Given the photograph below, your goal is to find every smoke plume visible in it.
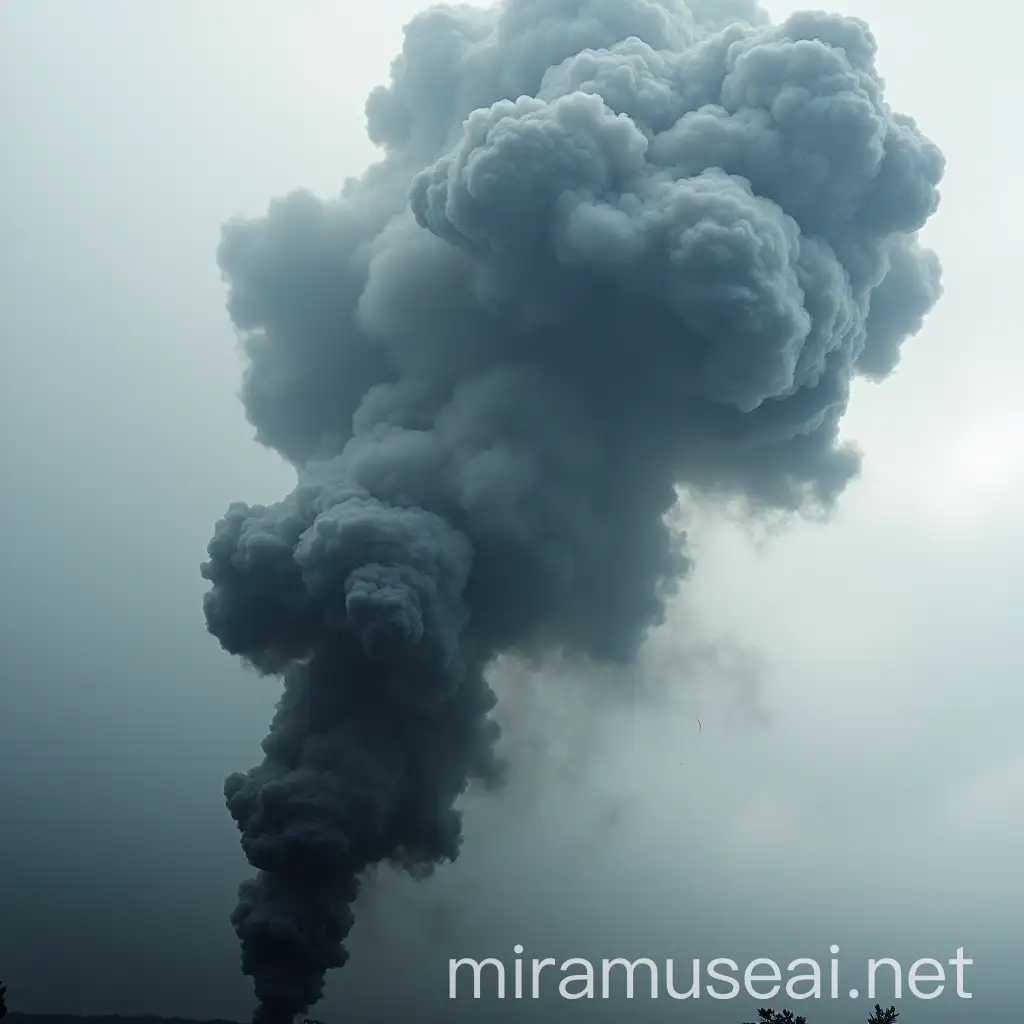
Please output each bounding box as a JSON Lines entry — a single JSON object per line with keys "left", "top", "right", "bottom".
{"left": 201, "top": 0, "right": 943, "bottom": 1018}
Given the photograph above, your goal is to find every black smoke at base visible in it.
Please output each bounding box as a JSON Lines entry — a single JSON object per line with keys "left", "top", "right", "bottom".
{"left": 200, "top": 0, "right": 944, "bottom": 1018}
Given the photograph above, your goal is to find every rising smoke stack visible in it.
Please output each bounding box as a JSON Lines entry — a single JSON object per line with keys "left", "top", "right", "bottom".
{"left": 201, "top": 0, "right": 944, "bottom": 1018}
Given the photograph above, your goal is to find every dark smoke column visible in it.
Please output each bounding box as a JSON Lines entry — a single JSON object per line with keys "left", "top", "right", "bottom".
{"left": 201, "top": 0, "right": 944, "bottom": 1018}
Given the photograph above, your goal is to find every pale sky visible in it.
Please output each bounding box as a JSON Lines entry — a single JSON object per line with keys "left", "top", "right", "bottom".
{"left": 1, "top": 2, "right": 1021, "bottom": 1023}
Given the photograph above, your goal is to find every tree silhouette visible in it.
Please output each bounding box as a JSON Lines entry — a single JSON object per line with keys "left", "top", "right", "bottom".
{"left": 1, "top": 980, "right": 8, "bottom": 1020}
{"left": 867, "top": 1005, "right": 898, "bottom": 1024}
{"left": 743, "top": 1009, "right": 808, "bottom": 1024}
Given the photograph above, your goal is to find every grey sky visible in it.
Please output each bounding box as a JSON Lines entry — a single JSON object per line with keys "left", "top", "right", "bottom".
{"left": 0, "top": 2, "right": 1021, "bottom": 1023}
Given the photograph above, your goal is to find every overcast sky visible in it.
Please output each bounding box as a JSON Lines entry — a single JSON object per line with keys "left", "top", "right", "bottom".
{"left": 1, "top": 2, "right": 1022, "bottom": 1023}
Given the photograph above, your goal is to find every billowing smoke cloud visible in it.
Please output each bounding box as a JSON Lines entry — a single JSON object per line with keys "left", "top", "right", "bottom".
{"left": 201, "top": 0, "right": 943, "bottom": 1018}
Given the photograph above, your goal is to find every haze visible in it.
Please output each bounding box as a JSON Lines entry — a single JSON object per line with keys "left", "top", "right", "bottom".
{"left": 1, "top": 2, "right": 1021, "bottom": 1022}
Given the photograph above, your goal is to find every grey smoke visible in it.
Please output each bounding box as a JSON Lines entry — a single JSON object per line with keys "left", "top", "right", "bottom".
{"left": 200, "top": 0, "right": 944, "bottom": 1019}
